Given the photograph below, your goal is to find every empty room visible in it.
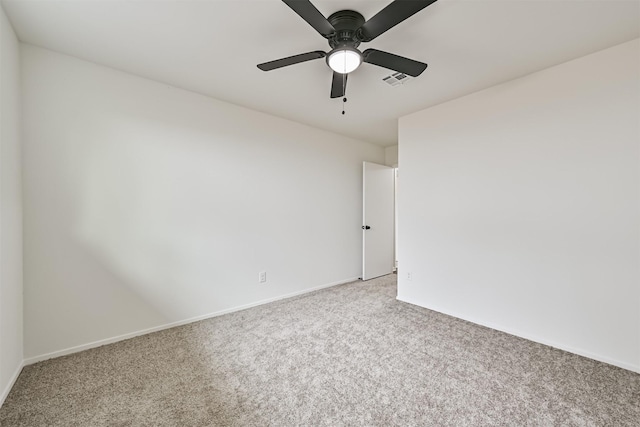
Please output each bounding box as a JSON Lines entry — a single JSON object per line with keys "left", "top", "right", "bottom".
{"left": 1, "top": 0, "right": 638, "bottom": 425}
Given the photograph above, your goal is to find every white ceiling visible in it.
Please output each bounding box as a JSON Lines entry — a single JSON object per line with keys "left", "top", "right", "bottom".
{"left": 3, "top": 0, "right": 639, "bottom": 147}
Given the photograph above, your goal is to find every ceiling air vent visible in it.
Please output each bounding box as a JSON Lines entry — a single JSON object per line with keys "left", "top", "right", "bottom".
{"left": 382, "top": 72, "right": 412, "bottom": 87}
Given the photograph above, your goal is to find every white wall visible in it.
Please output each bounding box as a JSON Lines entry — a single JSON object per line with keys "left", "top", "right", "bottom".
{"left": 398, "top": 39, "right": 640, "bottom": 372}
{"left": 22, "top": 45, "right": 384, "bottom": 361}
{"left": 384, "top": 145, "right": 398, "bottom": 168}
{"left": 0, "top": 4, "right": 23, "bottom": 404}
{"left": 382, "top": 145, "right": 399, "bottom": 267}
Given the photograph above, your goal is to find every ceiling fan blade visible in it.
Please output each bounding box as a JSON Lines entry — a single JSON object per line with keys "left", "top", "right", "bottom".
{"left": 257, "top": 51, "right": 326, "bottom": 71}
{"left": 358, "top": 0, "right": 437, "bottom": 42}
{"left": 330, "top": 72, "right": 347, "bottom": 98}
{"left": 282, "top": 0, "right": 336, "bottom": 37}
{"left": 362, "top": 49, "right": 427, "bottom": 77}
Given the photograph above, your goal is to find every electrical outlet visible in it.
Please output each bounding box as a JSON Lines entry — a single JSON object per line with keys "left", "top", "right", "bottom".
{"left": 259, "top": 271, "right": 267, "bottom": 283}
{"left": 406, "top": 271, "right": 412, "bottom": 281}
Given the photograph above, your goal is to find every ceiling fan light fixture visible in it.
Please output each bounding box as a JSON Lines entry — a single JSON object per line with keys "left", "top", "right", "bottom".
{"left": 327, "top": 47, "right": 362, "bottom": 74}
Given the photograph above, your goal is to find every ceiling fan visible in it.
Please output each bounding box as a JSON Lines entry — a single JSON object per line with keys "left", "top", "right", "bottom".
{"left": 257, "top": 0, "right": 437, "bottom": 99}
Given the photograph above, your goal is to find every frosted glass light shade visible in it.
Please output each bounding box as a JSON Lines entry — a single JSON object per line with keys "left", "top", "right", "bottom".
{"left": 328, "top": 48, "right": 362, "bottom": 74}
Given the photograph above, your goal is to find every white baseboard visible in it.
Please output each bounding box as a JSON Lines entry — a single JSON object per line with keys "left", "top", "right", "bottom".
{"left": 24, "top": 277, "right": 358, "bottom": 366}
{"left": 1, "top": 360, "right": 24, "bottom": 408}
{"left": 396, "top": 296, "right": 640, "bottom": 374}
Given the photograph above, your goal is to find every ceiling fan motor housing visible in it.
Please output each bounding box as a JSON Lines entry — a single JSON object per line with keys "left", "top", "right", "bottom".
{"left": 327, "top": 10, "right": 365, "bottom": 49}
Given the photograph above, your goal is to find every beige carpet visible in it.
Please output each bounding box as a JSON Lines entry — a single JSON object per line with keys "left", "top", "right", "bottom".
{"left": 1, "top": 275, "right": 639, "bottom": 426}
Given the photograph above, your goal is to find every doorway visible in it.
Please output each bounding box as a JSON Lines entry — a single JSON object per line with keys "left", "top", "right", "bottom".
{"left": 362, "top": 161, "right": 395, "bottom": 280}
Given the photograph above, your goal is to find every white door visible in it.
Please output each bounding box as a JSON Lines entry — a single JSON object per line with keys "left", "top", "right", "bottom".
{"left": 362, "top": 162, "right": 395, "bottom": 280}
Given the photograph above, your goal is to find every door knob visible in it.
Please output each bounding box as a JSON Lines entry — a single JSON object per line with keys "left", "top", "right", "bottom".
{"left": 362, "top": 225, "right": 371, "bottom": 230}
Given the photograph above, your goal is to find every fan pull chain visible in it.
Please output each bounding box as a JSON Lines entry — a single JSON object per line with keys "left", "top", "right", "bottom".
{"left": 341, "top": 72, "right": 347, "bottom": 115}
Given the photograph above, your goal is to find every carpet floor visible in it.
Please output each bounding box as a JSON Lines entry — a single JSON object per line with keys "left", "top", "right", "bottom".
{"left": 1, "top": 275, "right": 639, "bottom": 426}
